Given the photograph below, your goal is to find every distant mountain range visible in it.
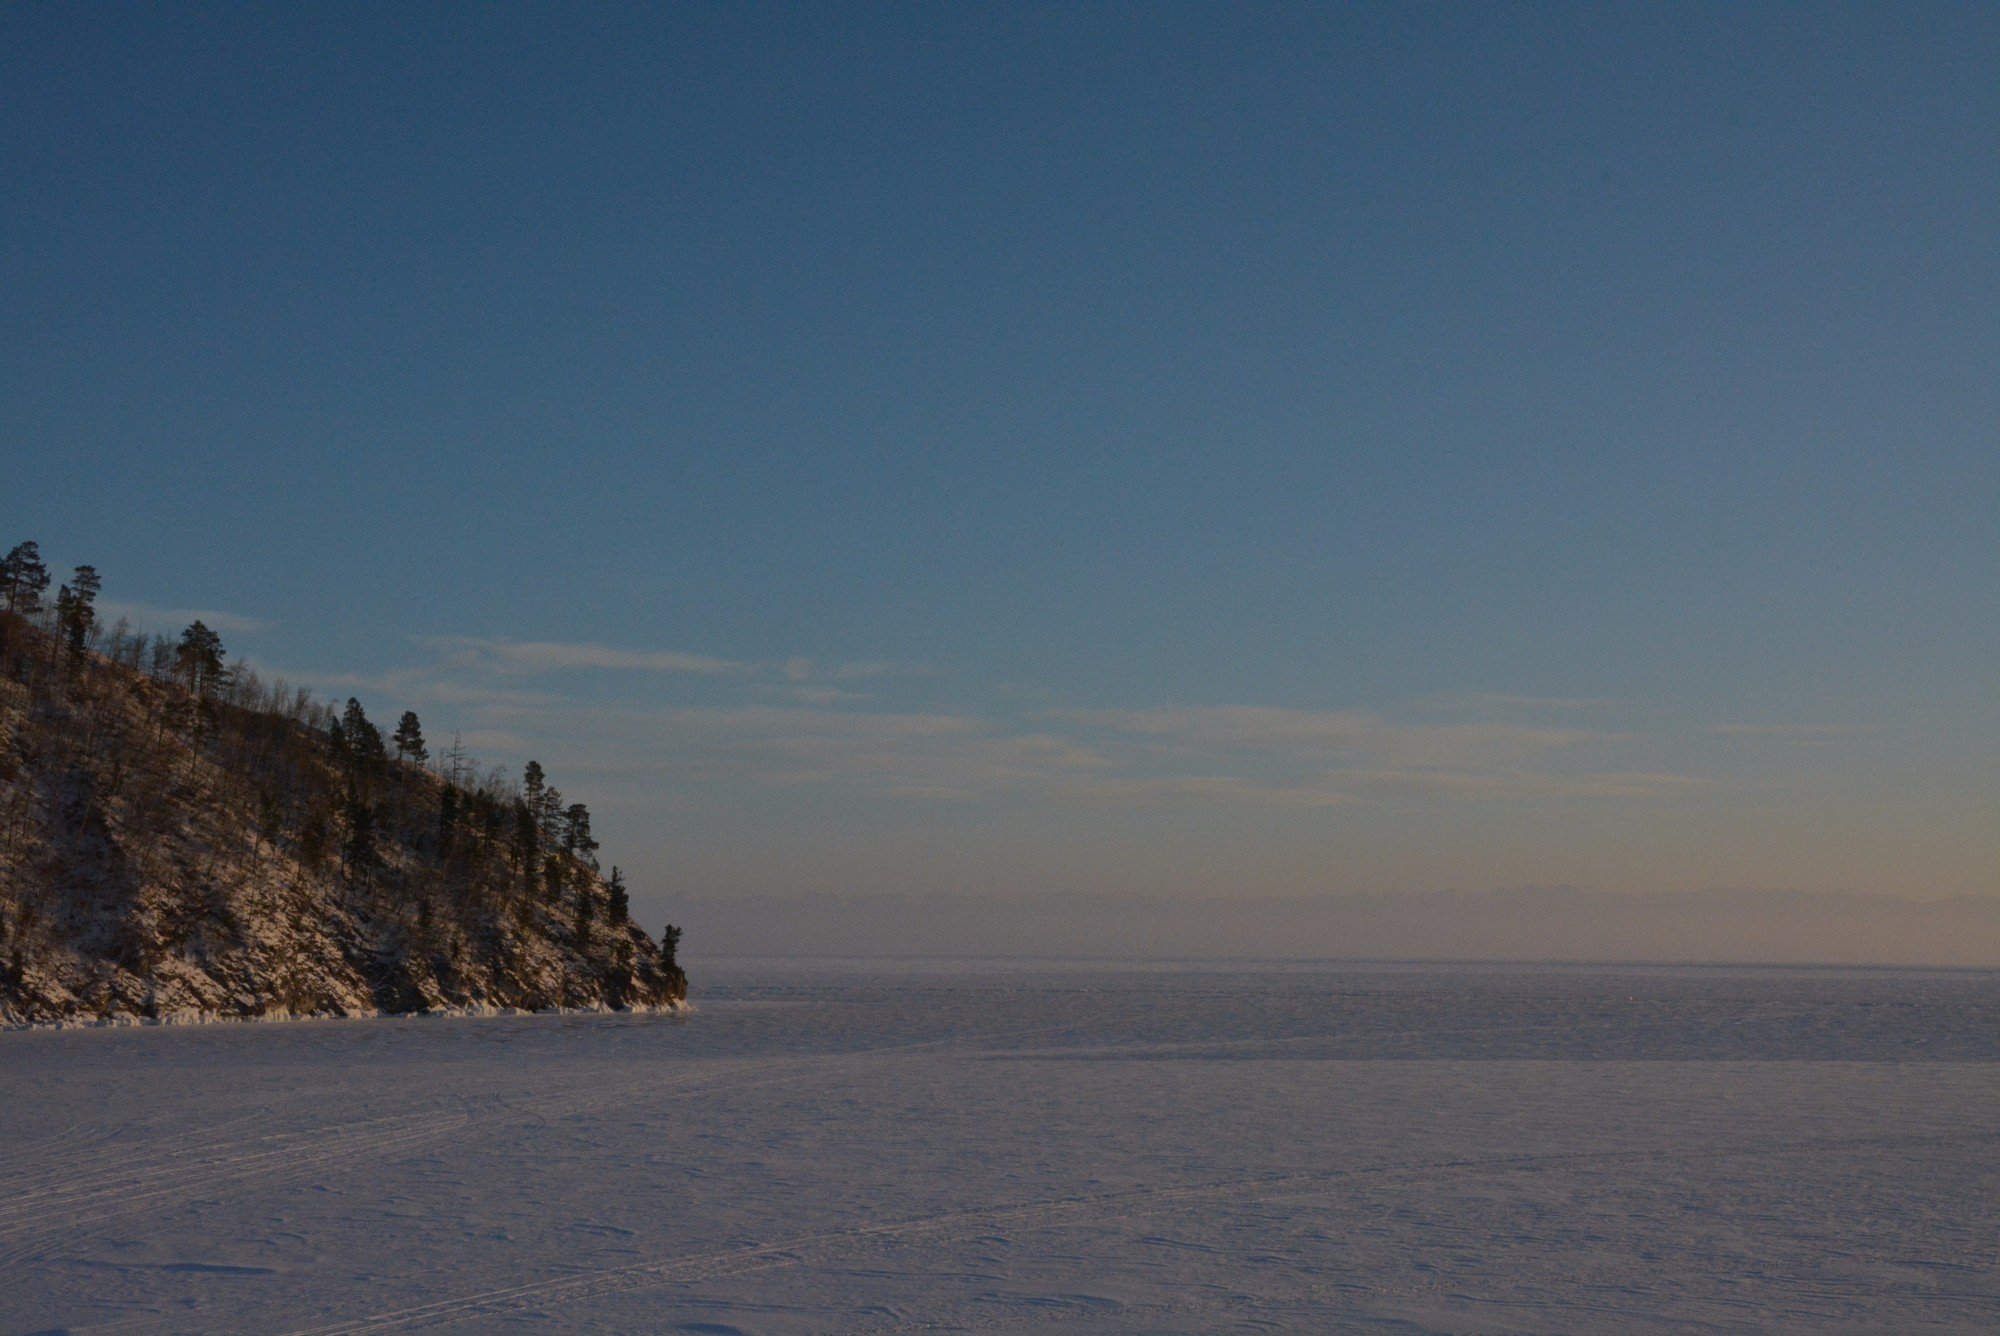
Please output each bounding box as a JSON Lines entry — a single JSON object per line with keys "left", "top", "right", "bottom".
{"left": 0, "top": 542, "right": 686, "bottom": 1026}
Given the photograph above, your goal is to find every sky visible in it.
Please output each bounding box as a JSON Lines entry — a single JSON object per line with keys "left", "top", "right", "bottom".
{"left": 3, "top": 3, "right": 1995, "bottom": 945}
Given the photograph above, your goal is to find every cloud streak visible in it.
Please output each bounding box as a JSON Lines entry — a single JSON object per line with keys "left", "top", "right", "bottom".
{"left": 484, "top": 700, "right": 1682, "bottom": 811}
{"left": 422, "top": 636, "right": 749, "bottom": 677}
{"left": 97, "top": 599, "right": 269, "bottom": 635}
{"left": 525, "top": 704, "right": 1113, "bottom": 804}
{"left": 304, "top": 641, "right": 1691, "bottom": 815}
{"left": 1706, "top": 723, "right": 1847, "bottom": 739}
{"left": 1050, "top": 705, "right": 1611, "bottom": 769}
{"left": 415, "top": 637, "right": 931, "bottom": 687}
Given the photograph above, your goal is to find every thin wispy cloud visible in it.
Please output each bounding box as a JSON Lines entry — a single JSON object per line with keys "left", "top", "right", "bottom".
{"left": 786, "top": 686, "right": 869, "bottom": 704}
{"left": 1074, "top": 774, "right": 1354, "bottom": 809}
{"left": 827, "top": 659, "right": 934, "bottom": 681}
{"left": 289, "top": 638, "right": 1689, "bottom": 815}
{"left": 1706, "top": 723, "right": 1847, "bottom": 739}
{"left": 422, "top": 636, "right": 750, "bottom": 677}
{"left": 1411, "top": 690, "right": 1618, "bottom": 714}
{"left": 1075, "top": 767, "right": 1691, "bottom": 810}
{"left": 1050, "top": 706, "right": 1609, "bottom": 769}
{"left": 506, "top": 703, "right": 1112, "bottom": 804}
{"left": 97, "top": 599, "right": 269, "bottom": 636}
{"left": 415, "top": 637, "right": 927, "bottom": 685}
{"left": 482, "top": 697, "right": 1681, "bottom": 811}
{"left": 453, "top": 729, "right": 529, "bottom": 756}
{"left": 785, "top": 656, "right": 934, "bottom": 683}
{"left": 1318, "top": 768, "right": 1693, "bottom": 801}
{"left": 259, "top": 663, "right": 559, "bottom": 709}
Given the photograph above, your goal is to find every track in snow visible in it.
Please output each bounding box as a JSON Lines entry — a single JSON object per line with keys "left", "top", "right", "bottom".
{"left": 282, "top": 1128, "right": 2000, "bottom": 1335}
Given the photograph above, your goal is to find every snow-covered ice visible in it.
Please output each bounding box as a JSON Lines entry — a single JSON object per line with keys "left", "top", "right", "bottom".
{"left": 4, "top": 959, "right": 1998, "bottom": 1333}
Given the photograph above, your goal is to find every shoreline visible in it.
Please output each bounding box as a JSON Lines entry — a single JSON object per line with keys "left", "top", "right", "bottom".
{"left": 1, "top": 998, "right": 694, "bottom": 1033}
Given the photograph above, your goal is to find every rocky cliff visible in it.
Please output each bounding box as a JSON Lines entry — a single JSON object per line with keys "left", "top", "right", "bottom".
{"left": 0, "top": 601, "right": 686, "bottom": 1027}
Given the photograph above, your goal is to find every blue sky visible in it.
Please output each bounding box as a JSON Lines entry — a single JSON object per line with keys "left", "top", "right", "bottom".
{"left": 5, "top": 3, "right": 1994, "bottom": 925}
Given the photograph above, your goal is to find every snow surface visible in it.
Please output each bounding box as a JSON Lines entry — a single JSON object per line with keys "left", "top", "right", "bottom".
{"left": 4, "top": 959, "right": 1999, "bottom": 1334}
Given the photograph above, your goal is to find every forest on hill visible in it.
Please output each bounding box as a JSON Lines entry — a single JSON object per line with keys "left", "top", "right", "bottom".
{"left": 0, "top": 540, "right": 686, "bottom": 1026}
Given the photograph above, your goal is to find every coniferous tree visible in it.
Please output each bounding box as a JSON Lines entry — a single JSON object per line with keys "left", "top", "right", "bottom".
{"left": 513, "top": 800, "right": 539, "bottom": 875}
{"left": 340, "top": 699, "right": 387, "bottom": 776}
{"left": 535, "top": 783, "right": 563, "bottom": 838}
{"left": 561, "top": 803, "right": 598, "bottom": 866}
{"left": 176, "top": 621, "right": 227, "bottom": 698}
{"left": 660, "top": 923, "right": 682, "bottom": 971}
{"left": 298, "top": 808, "right": 332, "bottom": 872}
{"left": 606, "top": 867, "right": 629, "bottom": 926}
{"left": 573, "top": 888, "right": 593, "bottom": 950}
{"left": 53, "top": 586, "right": 80, "bottom": 660}
{"left": 0, "top": 541, "right": 50, "bottom": 616}
{"left": 522, "top": 760, "right": 546, "bottom": 812}
{"left": 55, "top": 565, "right": 101, "bottom": 660}
{"left": 342, "top": 796, "right": 380, "bottom": 878}
{"left": 437, "top": 784, "right": 460, "bottom": 855}
{"left": 391, "top": 711, "right": 427, "bottom": 765}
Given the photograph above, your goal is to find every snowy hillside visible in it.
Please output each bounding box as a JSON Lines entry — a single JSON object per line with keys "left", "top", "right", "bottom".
{"left": 0, "top": 552, "right": 685, "bottom": 1026}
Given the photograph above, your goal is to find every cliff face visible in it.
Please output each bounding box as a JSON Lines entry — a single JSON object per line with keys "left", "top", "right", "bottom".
{"left": 0, "top": 615, "right": 686, "bottom": 1027}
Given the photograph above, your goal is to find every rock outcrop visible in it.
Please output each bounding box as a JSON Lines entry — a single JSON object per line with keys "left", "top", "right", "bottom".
{"left": 0, "top": 610, "right": 686, "bottom": 1027}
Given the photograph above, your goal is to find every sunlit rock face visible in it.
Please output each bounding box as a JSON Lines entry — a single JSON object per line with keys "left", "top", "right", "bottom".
{"left": 0, "top": 614, "right": 685, "bottom": 1027}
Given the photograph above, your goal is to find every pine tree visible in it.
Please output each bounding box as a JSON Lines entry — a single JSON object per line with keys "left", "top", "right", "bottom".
{"left": 298, "top": 808, "right": 332, "bottom": 872}
{"left": 1, "top": 541, "right": 51, "bottom": 616}
{"left": 562, "top": 803, "right": 598, "bottom": 866}
{"left": 340, "top": 699, "right": 387, "bottom": 776}
{"left": 437, "top": 784, "right": 460, "bottom": 854}
{"left": 606, "top": 867, "right": 629, "bottom": 926}
{"left": 392, "top": 710, "right": 427, "bottom": 764}
{"left": 342, "top": 796, "right": 380, "bottom": 878}
{"left": 660, "top": 923, "right": 683, "bottom": 971}
{"left": 53, "top": 586, "right": 79, "bottom": 658}
{"left": 175, "top": 621, "right": 227, "bottom": 697}
{"left": 55, "top": 565, "right": 101, "bottom": 659}
{"left": 513, "top": 800, "right": 539, "bottom": 873}
{"left": 535, "top": 783, "right": 563, "bottom": 839}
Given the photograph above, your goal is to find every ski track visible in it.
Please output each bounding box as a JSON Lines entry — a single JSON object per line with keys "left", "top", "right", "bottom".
{"left": 281, "top": 1128, "right": 2000, "bottom": 1335}
{"left": 0, "top": 1109, "right": 475, "bottom": 1269}
{"left": 0, "top": 1031, "right": 1012, "bottom": 1270}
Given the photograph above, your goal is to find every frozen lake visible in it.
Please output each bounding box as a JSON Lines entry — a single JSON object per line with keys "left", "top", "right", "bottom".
{"left": 4, "top": 960, "right": 1999, "bottom": 1333}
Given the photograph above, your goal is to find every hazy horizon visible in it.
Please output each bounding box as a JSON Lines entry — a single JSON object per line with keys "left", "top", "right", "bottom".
{"left": 668, "top": 886, "right": 2000, "bottom": 969}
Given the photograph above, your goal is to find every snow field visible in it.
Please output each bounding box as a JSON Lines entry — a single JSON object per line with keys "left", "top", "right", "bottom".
{"left": 3, "top": 961, "right": 1997, "bottom": 1333}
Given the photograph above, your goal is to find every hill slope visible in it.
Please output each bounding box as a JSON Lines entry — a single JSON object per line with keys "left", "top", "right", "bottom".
{"left": 0, "top": 602, "right": 686, "bottom": 1027}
